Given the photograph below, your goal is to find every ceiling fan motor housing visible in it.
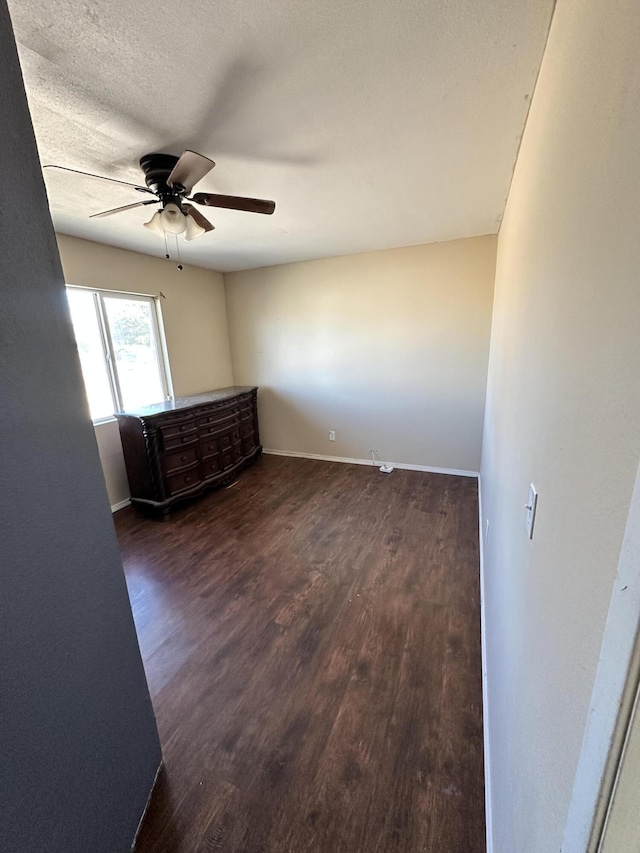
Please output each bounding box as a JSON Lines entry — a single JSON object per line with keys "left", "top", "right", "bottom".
{"left": 139, "top": 153, "right": 182, "bottom": 199}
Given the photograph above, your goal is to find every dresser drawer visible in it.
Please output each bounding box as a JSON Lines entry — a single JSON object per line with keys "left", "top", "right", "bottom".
{"left": 221, "top": 445, "right": 243, "bottom": 471}
{"left": 222, "top": 428, "right": 241, "bottom": 449}
{"left": 166, "top": 462, "right": 201, "bottom": 496}
{"left": 200, "top": 423, "right": 241, "bottom": 458}
{"left": 162, "top": 430, "right": 198, "bottom": 451}
{"left": 242, "top": 433, "right": 256, "bottom": 454}
{"left": 159, "top": 418, "right": 197, "bottom": 449}
{"left": 202, "top": 455, "right": 222, "bottom": 479}
{"left": 200, "top": 436, "right": 221, "bottom": 459}
{"left": 158, "top": 417, "right": 196, "bottom": 438}
{"left": 196, "top": 406, "right": 239, "bottom": 426}
{"left": 201, "top": 427, "right": 240, "bottom": 451}
{"left": 198, "top": 414, "right": 239, "bottom": 436}
{"left": 163, "top": 445, "right": 198, "bottom": 474}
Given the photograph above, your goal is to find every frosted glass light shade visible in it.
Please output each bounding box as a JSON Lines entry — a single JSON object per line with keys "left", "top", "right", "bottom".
{"left": 184, "top": 213, "right": 205, "bottom": 241}
{"left": 143, "top": 210, "right": 164, "bottom": 237}
{"left": 160, "top": 203, "right": 187, "bottom": 234}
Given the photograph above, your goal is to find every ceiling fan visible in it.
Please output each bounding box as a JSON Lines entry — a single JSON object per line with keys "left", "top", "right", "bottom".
{"left": 43, "top": 150, "right": 276, "bottom": 241}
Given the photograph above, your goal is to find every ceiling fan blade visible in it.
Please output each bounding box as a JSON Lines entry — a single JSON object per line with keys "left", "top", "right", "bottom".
{"left": 43, "top": 164, "right": 153, "bottom": 193}
{"left": 190, "top": 192, "right": 276, "bottom": 215}
{"left": 167, "top": 150, "right": 215, "bottom": 192}
{"left": 183, "top": 204, "right": 215, "bottom": 232}
{"left": 90, "top": 200, "right": 157, "bottom": 218}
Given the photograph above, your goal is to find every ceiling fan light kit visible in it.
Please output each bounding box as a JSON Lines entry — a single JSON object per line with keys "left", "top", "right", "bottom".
{"left": 157, "top": 202, "right": 187, "bottom": 234}
{"left": 144, "top": 202, "right": 208, "bottom": 242}
{"left": 143, "top": 210, "right": 164, "bottom": 237}
{"left": 184, "top": 214, "right": 205, "bottom": 242}
{"left": 44, "top": 149, "right": 276, "bottom": 247}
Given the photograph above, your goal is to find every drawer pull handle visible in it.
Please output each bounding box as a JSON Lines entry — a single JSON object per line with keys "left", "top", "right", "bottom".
{"left": 181, "top": 455, "right": 188, "bottom": 462}
{"left": 180, "top": 425, "right": 187, "bottom": 431}
{"left": 182, "top": 437, "right": 190, "bottom": 443}
{"left": 185, "top": 476, "right": 191, "bottom": 483}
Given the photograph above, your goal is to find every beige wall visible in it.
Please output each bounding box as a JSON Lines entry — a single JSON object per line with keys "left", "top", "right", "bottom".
{"left": 480, "top": 0, "right": 640, "bottom": 850}
{"left": 57, "top": 235, "right": 233, "bottom": 507}
{"left": 225, "top": 237, "right": 496, "bottom": 473}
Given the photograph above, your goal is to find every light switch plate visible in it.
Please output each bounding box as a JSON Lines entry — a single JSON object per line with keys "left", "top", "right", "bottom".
{"left": 526, "top": 483, "right": 538, "bottom": 539}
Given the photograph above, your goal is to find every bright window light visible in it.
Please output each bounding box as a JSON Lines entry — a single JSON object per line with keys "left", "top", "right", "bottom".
{"left": 66, "top": 287, "right": 171, "bottom": 422}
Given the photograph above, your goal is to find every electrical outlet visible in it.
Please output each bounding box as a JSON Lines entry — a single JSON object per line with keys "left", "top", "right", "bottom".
{"left": 485, "top": 518, "right": 490, "bottom": 544}
{"left": 328, "top": 430, "right": 336, "bottom": 441}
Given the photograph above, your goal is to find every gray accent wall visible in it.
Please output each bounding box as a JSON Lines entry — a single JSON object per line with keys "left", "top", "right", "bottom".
{"left": 0, "top": 3, "right": 162, "bottom": 851}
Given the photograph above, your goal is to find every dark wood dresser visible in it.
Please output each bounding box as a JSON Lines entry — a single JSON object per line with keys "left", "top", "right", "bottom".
{"left": 115, "top": 386, "right": 261, "bottom": 515}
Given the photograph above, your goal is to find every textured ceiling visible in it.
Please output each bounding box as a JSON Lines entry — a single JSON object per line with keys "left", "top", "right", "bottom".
{"left": 9, "top": 0, "right": 554, "bottom": 272}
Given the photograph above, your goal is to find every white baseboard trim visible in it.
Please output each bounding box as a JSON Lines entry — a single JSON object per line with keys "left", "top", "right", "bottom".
{"left": 111, "top": 498, "right": 131, "bottom": 513}
{"left": 262, "top": 448, "right": 479, "bottom": 479}
{"left": 477, "top": 476, "right": 494, "bottom": 853}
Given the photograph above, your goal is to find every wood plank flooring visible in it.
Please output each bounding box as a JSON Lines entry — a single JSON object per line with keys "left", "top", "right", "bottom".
{"left": 116, "top": 454, "right": 485, "bottom": 853}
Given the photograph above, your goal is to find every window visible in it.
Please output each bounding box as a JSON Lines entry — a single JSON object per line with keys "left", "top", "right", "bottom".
{"left": 66, "top": 286, "right": 171, "bottom": 422}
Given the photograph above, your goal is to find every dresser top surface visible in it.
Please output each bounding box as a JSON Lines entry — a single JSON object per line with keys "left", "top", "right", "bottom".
{"left": 115, "top": 386, "right": 257, "bottom": 419}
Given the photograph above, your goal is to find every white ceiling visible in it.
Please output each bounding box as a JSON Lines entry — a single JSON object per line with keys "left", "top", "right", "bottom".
{"left": 9, "top": 0, "right": 554, "bottom": 272}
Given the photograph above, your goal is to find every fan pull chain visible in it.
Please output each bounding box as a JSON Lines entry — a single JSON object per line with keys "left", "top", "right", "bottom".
{"left": 162, "top": 233, "right": 183, "bottom": 271}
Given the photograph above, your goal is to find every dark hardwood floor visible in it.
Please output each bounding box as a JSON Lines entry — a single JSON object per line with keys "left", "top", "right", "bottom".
{"left": 116, "top": 454, "right": 485, "bottom": 853}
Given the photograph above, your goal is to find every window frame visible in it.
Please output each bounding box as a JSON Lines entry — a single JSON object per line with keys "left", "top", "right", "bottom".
{"left": 66, "top": 284, "right": 174, "bottom": 425}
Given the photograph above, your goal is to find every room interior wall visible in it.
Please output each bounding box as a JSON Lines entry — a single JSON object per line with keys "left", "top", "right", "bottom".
{"left": 56, "top": 234, "right": 234, "bottom": 507}
{"left": 480, "top": 0, "right": 640, "bottom": 849}
{"left": 225, "top": 236, "right": 497, "bottom": 473}
{"left": 0, "top": 3, "right": 162, "bottom": 849}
